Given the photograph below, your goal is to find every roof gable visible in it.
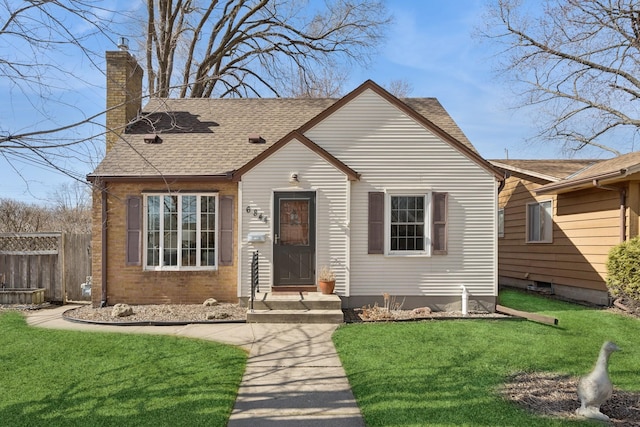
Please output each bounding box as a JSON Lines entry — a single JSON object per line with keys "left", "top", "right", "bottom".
{"left": 296, "top": 80, "right": 501, "bottom": 179}
{"left": 233, "top": 131, "right": 360, "bottom": 181}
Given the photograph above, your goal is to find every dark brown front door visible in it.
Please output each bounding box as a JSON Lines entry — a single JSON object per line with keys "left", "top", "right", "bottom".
{"left": 273, "top": 191, "right": 315, "bottom": 286}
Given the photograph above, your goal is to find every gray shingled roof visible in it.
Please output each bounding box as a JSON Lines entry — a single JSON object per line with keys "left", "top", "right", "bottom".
{"left": 90, "top": 95, "right": 476, "bottom": 178}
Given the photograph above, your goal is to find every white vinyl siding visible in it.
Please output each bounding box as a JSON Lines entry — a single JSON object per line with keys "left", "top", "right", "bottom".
{"left": 304, "top": 89, "right": 497, "bottom": 298}
{"left": 239, "top": 140, "right": 350, "bottom": 296}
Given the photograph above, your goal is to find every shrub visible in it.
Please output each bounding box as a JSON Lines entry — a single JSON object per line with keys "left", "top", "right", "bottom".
{"left": 606, "top": 236, "right": 640, "bottom": 303}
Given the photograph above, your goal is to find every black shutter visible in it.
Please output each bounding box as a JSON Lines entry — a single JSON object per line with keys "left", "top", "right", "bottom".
{"left": 126, "top": 196, "right": 141, "bottom": 265}
{"left": 368, "top": 192, "right": 384, "bottom": 254}
{"left": 219, "top": 195, "right": 234, "bottom": 266}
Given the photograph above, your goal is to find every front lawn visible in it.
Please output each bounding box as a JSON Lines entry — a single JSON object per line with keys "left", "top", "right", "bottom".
{"left": 333, "top": 289, "right": 639, "bottom": 426}
{"left": 0, "top": 312, "right": 246, "bottom": 426}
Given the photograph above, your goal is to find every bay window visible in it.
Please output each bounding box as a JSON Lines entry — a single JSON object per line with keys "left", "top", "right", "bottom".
{"left": 144, "top": 193, "right": 218, "bottom": 269}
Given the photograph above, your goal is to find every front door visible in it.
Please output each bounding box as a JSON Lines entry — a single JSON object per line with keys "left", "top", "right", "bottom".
{"left": 273, "top": 191, "right": 315, "bottom": 286}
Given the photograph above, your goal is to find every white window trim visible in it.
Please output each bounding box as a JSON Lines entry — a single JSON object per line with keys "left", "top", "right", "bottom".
{"left": 526, "top": 199, "right": 553, "bottom": 243}
{"left": 384, "top": 190, "right": 431, "bottom": 256}
{"left": 143, "top": 193, "right": 219, "bottom": 271}
{"left": 498, "top": 208, "right": 505, "bottom": 238}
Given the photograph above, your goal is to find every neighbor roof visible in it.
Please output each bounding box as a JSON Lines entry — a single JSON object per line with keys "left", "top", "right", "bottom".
{"left": 89, "top": 81, "right": 480, "bottom": 180}
{"left": 491, "top": 153, "right": 640, "bottom": 195}
{"left": 490, "top": 159, "right": 598, "bottom": 182}
{"left": 568, "top": 151, "right": 640, "bottom": 180}
{"left": 536, "top": 151, "right": 640, "bottom": 194}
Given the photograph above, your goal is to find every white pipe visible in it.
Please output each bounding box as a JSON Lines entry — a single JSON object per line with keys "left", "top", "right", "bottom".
{"left": 461, "top": 285, "right": 468, "bottom": 317}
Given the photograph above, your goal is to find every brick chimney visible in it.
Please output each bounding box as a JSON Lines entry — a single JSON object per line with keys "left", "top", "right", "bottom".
{"left": 105, "top": 44, "right": 143, "bottom": 152}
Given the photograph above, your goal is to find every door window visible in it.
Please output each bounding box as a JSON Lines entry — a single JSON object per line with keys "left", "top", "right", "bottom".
{"left": 279, "top": 199, "right": 310, "bottom": 246}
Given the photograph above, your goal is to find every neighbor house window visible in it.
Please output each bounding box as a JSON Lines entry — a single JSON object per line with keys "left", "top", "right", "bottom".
{"left": 526, "top": 200, "right": 552, "bottom": 243}
{"left": 498, "top": 208, "right": 504, "bottom": 238}
{"left": 144, "top": 193, "right": 218, "bottom": 270}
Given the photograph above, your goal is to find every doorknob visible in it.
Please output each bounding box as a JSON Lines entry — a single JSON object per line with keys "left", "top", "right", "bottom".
{"left": 274, "top": 234, "right": 279, "bottom": 244}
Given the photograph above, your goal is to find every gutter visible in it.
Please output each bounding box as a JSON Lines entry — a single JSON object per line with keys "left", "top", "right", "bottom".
{"left": 535, "top": 170, "right": 626, "bottom": 195}
{"left": 86, "top": 174, "right": 232, "bottom": 183}
{"left": 497, "top": 170, "right": 510, "bottom": 193}
{"left": 594, "top": 180, "right": 627, "bottom": 242}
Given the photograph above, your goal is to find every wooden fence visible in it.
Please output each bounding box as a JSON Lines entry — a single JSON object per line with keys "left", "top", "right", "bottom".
{"left": 0, "top": 233, "right": 91, "bottom": 303}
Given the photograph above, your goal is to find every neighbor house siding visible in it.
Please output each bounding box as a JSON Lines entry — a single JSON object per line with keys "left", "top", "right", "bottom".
{"left": 498, "top": 172, "right": 619, "bottom": 293}
{"left": 239, "top": 140, "right": 350, "bottom": 296}
{"left": 304, "top": 89, "right": 497, "bottom": 300}
{"left": 91, "top": 180, "right": 238, "bottom": 306}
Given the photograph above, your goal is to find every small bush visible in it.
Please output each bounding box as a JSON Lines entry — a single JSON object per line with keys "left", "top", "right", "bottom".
{"left": 606, "top": 236, "right": 640, "bottom": 303}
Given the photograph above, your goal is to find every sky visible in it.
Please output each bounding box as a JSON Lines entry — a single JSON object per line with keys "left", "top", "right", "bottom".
{"left": 0, "top": 1, "right": 615, "bottom": 205}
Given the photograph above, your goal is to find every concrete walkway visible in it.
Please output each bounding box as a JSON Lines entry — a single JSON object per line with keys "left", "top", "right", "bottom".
{"left": 25, "top": 305, "right": 365, "bottom": 427}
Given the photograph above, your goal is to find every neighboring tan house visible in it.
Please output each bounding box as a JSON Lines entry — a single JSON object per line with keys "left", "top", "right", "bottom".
{"left": 87, "top": 48, "right": 503, "bottom": 311}
{"left": 492, "top": 154, "right": 640, "bottom": 305}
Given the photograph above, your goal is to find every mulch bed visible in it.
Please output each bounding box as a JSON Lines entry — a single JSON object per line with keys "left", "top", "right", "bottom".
{"left": 502, "top": 372, "right": 640, "bottom": 426}
{"left": 498, "top": 295, "right": 640, "bottom": 426}
{"left": 343, "top": 307, "right": 509, "bottom": 323}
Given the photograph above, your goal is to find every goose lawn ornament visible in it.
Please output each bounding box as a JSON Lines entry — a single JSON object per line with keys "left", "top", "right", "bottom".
{"left": 576, "top": 341, "right": 621, "bottom": 421}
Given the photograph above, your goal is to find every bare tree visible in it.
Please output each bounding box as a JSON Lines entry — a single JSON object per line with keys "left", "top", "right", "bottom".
{"left": 2, "top": 0, "right": 391, "bottom": 189}
{"left": 0, "top": 199, "right": 53, "bottom": 232}
{"left": 1, "top": 1, "right": 117, "bottom": 95}
{"left": 481, "top": 0, "right": 640, "bottom": 155}
{"left": 1, "top": 1, "right": 125, "bottom": 183}
{"left": 282, "top": 65, "right": 348, "bottom": 98}
{"left": 0, "top": 182, "right": 91, "bottom": 233}
{"left": 145, "top": 0, "right": 391, "bottom": 98}
{"left": 385, "top": 79, "right": 413, "bottom": 98}
{"left": 48, "top": 181, "right": 92, "bottom": 233}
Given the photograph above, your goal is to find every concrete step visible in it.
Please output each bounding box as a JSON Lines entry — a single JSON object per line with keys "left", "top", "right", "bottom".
{"left": 246, "top": 309, "right": 344, "bottom": 324}
{"left": 248, "top": 292, "right": 342, "bottom": 311}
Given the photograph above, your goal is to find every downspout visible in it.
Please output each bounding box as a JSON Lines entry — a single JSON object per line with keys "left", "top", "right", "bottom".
{"left": 593, "top": 180, "right": 626, "bottom": 242}
{"left": 497, "top": 171, "right": 510, "bottom": 194}
{"left": 101, "top": 185, "right": 108, "bottom": 307}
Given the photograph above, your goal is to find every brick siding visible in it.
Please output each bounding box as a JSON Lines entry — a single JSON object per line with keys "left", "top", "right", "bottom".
{"left": 91, "top": 181, "right": 238, "bottom": 307}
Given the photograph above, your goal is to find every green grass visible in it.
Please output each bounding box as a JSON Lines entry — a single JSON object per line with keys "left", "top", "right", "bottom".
{"left": 0, "top": 312, "right": 247, "bottom": 426}
{"left": 333, "top": 289, "right": 640, "bottom": 426}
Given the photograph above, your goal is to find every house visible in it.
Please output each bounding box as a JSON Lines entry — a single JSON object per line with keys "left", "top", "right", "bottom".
{"left": 87, "top": 48, "right": 503, "bottom": 311}
{"left": 491, "top": 154, "right": 640, "bottom": 305}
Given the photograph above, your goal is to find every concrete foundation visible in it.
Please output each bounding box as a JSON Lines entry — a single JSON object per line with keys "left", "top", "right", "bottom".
{"left": 340, "top": 295, "right": 497, "bottom": 313}
{"left": 499, "top": 276, "right": 610, "bottom": 306}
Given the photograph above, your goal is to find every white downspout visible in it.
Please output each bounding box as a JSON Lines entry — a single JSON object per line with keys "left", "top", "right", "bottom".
{"left": 461, "top": 285, "right": 468, "bottom": 317}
